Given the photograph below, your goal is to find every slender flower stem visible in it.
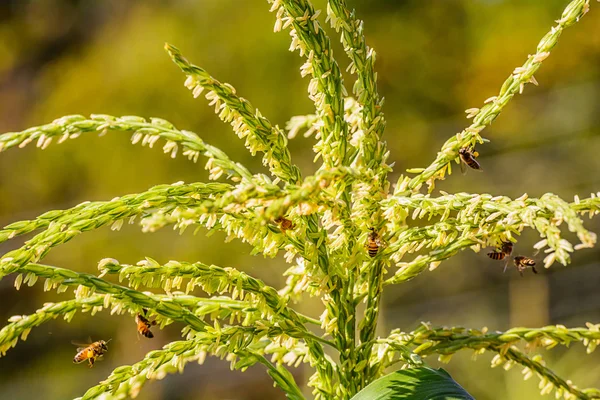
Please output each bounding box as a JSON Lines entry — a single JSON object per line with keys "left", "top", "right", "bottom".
{"left": 165, "top": 44, "right": 301, "bottom": 184}
{"left": 407, "top": 0, "right": 592, "bottom": 192}
{"left": 381, "top": 190, "right": 600, "bottom": 284}
{"left": 0, "top": 294, "right": 260, "bottom": 357}
{"left": 421, "top": 343, "right": 598, "bottom": 400}
{"left": 409, "top": 324, "right": 600, "bottom": 355}
{"left": 496, "top": 347, "right": 599, "bottom": 400}
{"left": 0, "top": 295, "right": 105, "bottom": 356}
{"left": 16, "top": 263, "right": 208, "bottom": 331}
{"left": 383, "top": 323, "right": 600, "bottom": 399}
{"left": 76, "top": 327, "right": 285, "bottom": 400}
{"left": 99, "top": 258, "right": 337, "bottom": 351}
{"left": 0, "top": 182, "right": 231, "bottom": 245}
{"left": 0, "top": 114, "right": 254, "bottom": 182}
{"left": 0, "top": 182, "right": 231, "bottom": 276}
{"left": 271, "top": 0, "right": 350, "bottom": 169}
{"left": 326, "top": 0, "right": 386, "bottom": 170}
{"left": 251, "top": 352, "right": 307, "bottom": 400}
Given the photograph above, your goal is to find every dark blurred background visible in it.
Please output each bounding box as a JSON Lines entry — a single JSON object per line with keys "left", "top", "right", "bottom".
{"left": 0, "top": 0, "right": 599, "bottom": 399}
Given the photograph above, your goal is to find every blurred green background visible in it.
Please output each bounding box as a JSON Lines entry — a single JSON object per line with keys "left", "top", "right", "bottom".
{"left": 1, "top": 0, "right": 600, "bottom": 399}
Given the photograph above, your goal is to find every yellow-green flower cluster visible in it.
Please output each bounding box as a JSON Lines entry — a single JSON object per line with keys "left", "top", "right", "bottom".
{"left": 0, "top": 1, "right": 597, "bottom": 399}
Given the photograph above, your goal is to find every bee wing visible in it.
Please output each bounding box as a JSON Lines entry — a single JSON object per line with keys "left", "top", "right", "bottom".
{"left": 502, "top": 258, "right": 510, "bottom": 273}
{"left": 460, "top": 158, "right": 467, "bottom": 175}
{"left": 71, "top": 340, "right": 92, "bottom": 348}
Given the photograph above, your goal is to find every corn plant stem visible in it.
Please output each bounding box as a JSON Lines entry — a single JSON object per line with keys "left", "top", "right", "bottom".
{"left": 271, "top": 2, "right": 365, "bottom": 392}
{"left": 272, "top": 6, "right": 360, "bottom": 389}
{"left": 281, "top": 194, "right": 346, "bottom": 398}
{"left": 18, "top": 263, "right": 208, "bottom": 331}
{"left": 358, "top": 259, "right": 384, "bottom": 386}
{"left": 324, "top": 7, "right": 388, "bottom": 378}
{"left": 407, "top": 0, "right": 592, "bottom": 192}
{"left": 325, "top": 277, "right": 357, "bottom": 397}
{"left": 323, "top": 5, "right": 390, "bottom": 389}
{"left": 0, "top": 114, "right": 254, "bottom": 182}
{"left": 272, "top": 2, "right": 356, "bottom": 391}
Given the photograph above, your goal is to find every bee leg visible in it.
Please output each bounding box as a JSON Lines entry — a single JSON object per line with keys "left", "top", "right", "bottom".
{"left": 88, "top": 358, "right": 95, "bottom": 368}
{"left": 502, "top": 259, "right": 509, "bottom": 273}
{"left": 519, "top": 270, "right": 524, "bottom": 277}
{"left": 532, "top": 266, "right": 538, "bottom": 274}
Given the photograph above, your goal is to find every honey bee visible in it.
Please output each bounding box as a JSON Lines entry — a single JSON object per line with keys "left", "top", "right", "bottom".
{"left": 487, "top": 241, "right": 513, "bottom": 261}
{"left": 73, "top": 339, "right": 110, "bottom": 367}
{"left": 512, "top": 256, "right": 538, "bottom": 276}
{"left": 367, "top": 228, "right": 381, "bottom": 258}
{"left": 274, "top": 217, "right": 295, "bottom": 232}
{"left": 135, "top": 311, "right": 157, "bottom": 338}
{"left": 459, "top": 147, "right": 482, "bottom": 173}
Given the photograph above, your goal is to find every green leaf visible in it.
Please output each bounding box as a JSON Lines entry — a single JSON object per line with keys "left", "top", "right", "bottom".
{"left": 351, "top": 367, "right": 474, "bottom": 400}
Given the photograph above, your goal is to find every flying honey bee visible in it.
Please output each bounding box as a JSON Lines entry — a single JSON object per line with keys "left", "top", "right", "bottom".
{"left": 487, "top": 241, "right": 513, "bottom": 261}
{"left": 459, "top": 147, "right": 482, "bottom": 173}
{"left": 73, "top": 339, "right": 110, "bottom": 368}
{"left": 512, "top": 256, "right": 538, "bottom": 276}
{"left": 135, "top": 311, "right": 157, "bottom": 339}
{"left": 367, "top": 228, "right": 381, "bottom": 258}
{"left": 274, "top": 216, "right": 295, "bottom": 232}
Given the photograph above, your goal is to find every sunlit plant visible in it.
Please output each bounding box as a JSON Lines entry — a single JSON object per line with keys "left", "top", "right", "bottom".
{"left": 1, "top": 0, "right": 599, "bottom": 399}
